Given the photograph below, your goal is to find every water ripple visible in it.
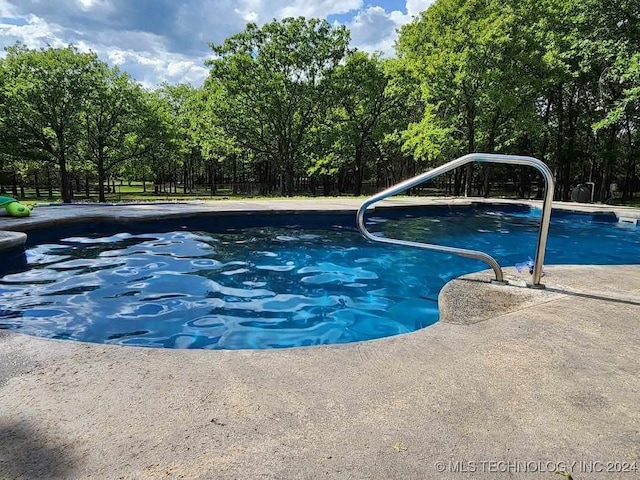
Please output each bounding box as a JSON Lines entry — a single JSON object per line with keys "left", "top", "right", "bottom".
{"left": 1, "top": 209, "right": 637, "bottom": 349}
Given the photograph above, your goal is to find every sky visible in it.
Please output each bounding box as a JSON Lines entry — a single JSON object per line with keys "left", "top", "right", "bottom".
{"left": 0, "top": 0, "right": 435, "bottom": 89}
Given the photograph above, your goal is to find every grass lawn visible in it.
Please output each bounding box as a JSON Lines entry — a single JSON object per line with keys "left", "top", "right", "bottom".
{"left": 4, "top": 183, "right": 373, "bottom": 204}
{"left": 4, "top": 182, "right": 639, "bottom": 206}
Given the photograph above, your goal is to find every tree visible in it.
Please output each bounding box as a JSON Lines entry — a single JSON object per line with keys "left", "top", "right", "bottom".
{"left": 328, "top": 52, "right": 395, "bottom": 195}
{"left": 0, "top": 44, "right": 102, "bottom": 203}
{"left": 206, "top": 17, "right": 350, "bottom": 196}
{"left": 83, "top": 65, "right": 148, "bottom": 202}
{"left": 185, "top": 83, "right": 238, "bottom": 194}
{"left": 397, "top": 0, "right": 545, "bottom": 196}
{"left": 586, "top": 0, "right": 640, "bottom": 200}
{"left": 134, "top": 89, "right": 185, "bottom": 194}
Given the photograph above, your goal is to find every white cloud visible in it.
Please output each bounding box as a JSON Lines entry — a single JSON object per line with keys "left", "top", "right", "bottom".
{"left": 347, "top": 6, "right": 412, "bottom": 57}
{"left": 75, "top": 0, "right": 114, "bottom": 15}
{"left": 74, "top": 39, "right": 94, "bottom": 53}
{"left": 107, "top": 49, "right": 127, "bottom": 65}
{"left": 77, "top": 0, "right": 100, "bottom": 10}
{"left": 345, "top": 1, "right": 437, "bottom": 56}
{"left": 0, "top": 11, "right": 209, "bottom": 88}
{"left": 0, "top": 0, "right": 438, "bottom": 87}
{"left": 220, "top": 0, "right": 365, "bottom": 31}
{"left": 234, "top": 0, "right": 263, "bottom": 22}
{"left": 102, "top": 48, "right": 210, "bottom": 88}
{"left": 0, "top": 13, "right": 67, "bottom": 49}
{"left": 277, "top": 0, "right": 363, "bottom": 19}
{"left": 0, "top": 0, "right": 17, "bottom": 17}
{"left": 167, "top": 60, "right": 192, "bottom": 76}
{"left": 406, "top": 0, "right": 435, "bottom": 18}
{"left": 101, "top": 49, "right": 209, "bottom": 87}
{"left": 234, "top": 8, "right": 258, "bottom": 23}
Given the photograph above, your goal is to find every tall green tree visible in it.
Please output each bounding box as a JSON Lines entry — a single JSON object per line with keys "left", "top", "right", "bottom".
{"left": 185, "top": 84, "right": 238, "bottom": 193}
{"left": 206, "top": 17, "right": 350, "bottom": 196}
{"left": 155, "top": 84, "right": 198, "bottom": 193}
{"left": 83, "top": 65, "right": 148, "bottom": 202}
{"left": 329, "top": 52, "right": 394, "bottom": 195}
{"left": 134, "top": 89, "right": 186, "bottom": 194}
{"left": 397, "top": 0, "right": 544, "bottom": 196}
{"left": 0, "top": 44, "right": 102, "bottom": 203}
{"left": 584, "top": 0, "right": 640, "bottom": 200}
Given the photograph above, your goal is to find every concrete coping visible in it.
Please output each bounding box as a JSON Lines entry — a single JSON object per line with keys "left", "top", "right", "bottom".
{"left": 0, "top": 231, "right": 27, "bottom": 252}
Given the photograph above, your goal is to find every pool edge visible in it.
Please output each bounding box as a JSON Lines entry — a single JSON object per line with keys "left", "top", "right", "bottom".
{"left": 0, "top": 231, "right": 27, "bottom": 252}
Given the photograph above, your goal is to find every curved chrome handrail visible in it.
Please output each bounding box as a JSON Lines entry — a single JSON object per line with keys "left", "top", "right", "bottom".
{"left": 356, "top": 153, "right": 555, "bottom": 287}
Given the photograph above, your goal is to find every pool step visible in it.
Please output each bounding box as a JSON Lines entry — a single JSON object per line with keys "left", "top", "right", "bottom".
{"left": 617, "top": 216, "right": 639, "bottom": 226}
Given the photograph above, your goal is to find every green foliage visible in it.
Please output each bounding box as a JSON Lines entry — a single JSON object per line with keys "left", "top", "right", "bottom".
{"left": 83, "top": 65, "right": 149, "bottom": 201}
{"left": 0, "top": 44, "right": 103, "bottom": 202}
{"left": 0, "top": 8, "right": 639, "bottom": 202}
{"left": 396, "top": 0, "right": 640, "bottom": 200}
{"left": 325, "top": 52, "right": 392, "bottom": 194}
{"left": 206, "top": 17, "right": 350, "bottom": 196}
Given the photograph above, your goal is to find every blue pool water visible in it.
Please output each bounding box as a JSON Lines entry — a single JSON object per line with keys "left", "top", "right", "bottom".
{"left": 0, "top": 205, "right": 638, "bottom": 349}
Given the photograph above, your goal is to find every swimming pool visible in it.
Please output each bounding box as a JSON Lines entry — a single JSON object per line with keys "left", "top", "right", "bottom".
{"left": 1, "top": 205, "right": 638, "bottom": 349}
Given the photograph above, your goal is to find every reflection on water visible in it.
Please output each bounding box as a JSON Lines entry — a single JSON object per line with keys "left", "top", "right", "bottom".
{"left": 0, "top": 229, "right": 439, "bottom": 349}
{"left": 0, "top": 208, "right": 638, "bottom": 349}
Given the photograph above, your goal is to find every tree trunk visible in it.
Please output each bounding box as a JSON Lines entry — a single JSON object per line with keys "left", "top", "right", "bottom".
{"left": 11, "top": 172, "right": 18, "bottom": 198}
{"left": 323, "top": 175, "right": 332, "bottom": 196}
{"left": 623, "top": 117, "right": 634, "bottom": 200}
{"left": 47, "top": 169, "right": 53, "bottom": 199}
{"left": 209, "top": 160, "right": 216, "bottom": 195}
{"left": 562, "top": 119, "right": 576, "bottom": 202}
{"left": 285, "top": 165, "right": 295, "bottom": 197}
{"left": 183, "top": 162, "right": 188, "bottom": 194}
{"left": 454, "top": 169, "right": 463, "bottom": 196}
{"left": 353, "top": 144, "right": 364, "bottom": 196}
{"left": 98, "top": 163, "right": 106, "bottom": 203}
{"left": 464, "top": 103, "right": 476, "bottom": 197}
{"left": 58, "top": 153, "right": 72, "bottom": 203}
{"left": 279, "top": 151, "right": 295, "bottom": 197}
{"left": 56, "top": 128, "right": 72, "bottom": 203}
{"left": 483, "top": 165, "right": 491, "bottom": 198}
{"left": 463, "top": 164, "right": 473, "bottom": 197}
{"left": 232, "top": 155, "right": 238, "bottom": 195}
{"left": 554, "top": 86, "right": 565, "bottom": 200}
{"left": 482, "top": 115, "right": 499, "bottom": 198}
{"left": 34, "top": 172, "right": 41, "bottom": 198}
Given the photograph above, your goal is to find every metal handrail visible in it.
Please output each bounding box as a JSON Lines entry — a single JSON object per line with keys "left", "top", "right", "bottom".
{"left": 356, "top": 153, "right": 555, "bottom": 287}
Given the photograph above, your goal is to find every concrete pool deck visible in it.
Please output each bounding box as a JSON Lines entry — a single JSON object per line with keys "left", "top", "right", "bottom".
{"left": 0, "top": 198, "right": 639, "bottom": 479}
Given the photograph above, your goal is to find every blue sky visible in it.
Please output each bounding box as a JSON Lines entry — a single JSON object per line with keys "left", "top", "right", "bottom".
{"left": 0, "top": 0, "right": 434, "bottom": 88}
